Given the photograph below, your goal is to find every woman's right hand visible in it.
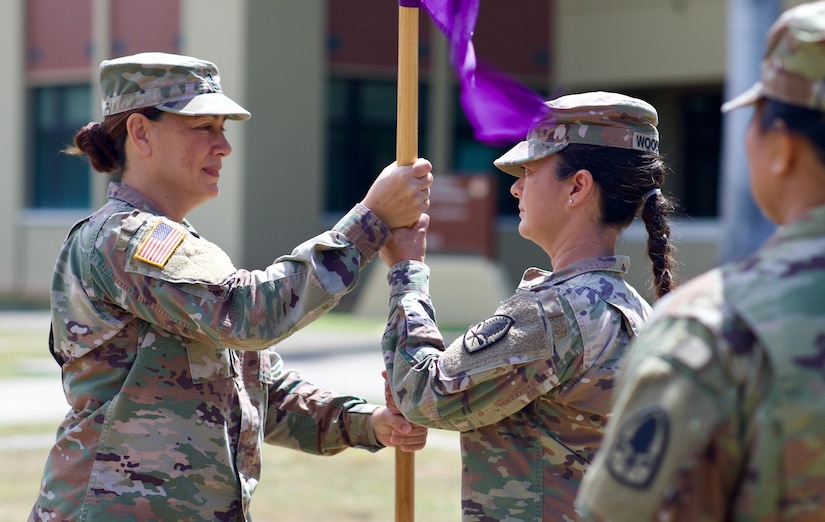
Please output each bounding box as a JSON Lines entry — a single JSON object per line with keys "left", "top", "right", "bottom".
{"left": 361, "top": 158, "right": 433, "bottom": 229}
{"left": 379, "top": 214, "right": 429, "bottom": 267}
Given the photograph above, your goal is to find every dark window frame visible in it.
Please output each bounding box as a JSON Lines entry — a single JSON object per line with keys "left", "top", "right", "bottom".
{"left": 27, "top": 83, "right": 93, "bottom": 209}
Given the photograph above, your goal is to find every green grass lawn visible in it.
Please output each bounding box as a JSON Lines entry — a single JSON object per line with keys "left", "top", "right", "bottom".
{"left": 1, "top": 423, "right": 462, "bottom": 522}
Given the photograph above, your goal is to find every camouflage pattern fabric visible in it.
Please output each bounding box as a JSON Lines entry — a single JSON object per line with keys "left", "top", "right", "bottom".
{"left": 30, "top": 182, "right": 389, "bottom": 522}
{"left": 576, "top": 203, "right": 825, "bottom": 521}
{"left": 382, "top": 256, "right": 652, "bottom": 521}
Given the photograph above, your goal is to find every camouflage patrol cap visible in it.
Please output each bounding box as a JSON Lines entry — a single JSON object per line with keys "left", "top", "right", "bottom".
{"left": 100, "top": 52, "right": 251, "bottom": 120}
{"left": 494, "top": 91, "right": 659, "bottom": 177}
{"left": 722, "top": 1, "right": 825, "bottom": 112}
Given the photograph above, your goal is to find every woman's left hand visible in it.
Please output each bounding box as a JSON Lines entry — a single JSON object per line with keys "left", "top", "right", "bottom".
{"left": 371, "top": 407, "right": 428, "bottom": 452}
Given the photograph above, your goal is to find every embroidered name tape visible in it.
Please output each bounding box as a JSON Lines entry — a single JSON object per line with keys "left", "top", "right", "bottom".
{"left": 135, "top": 220, "right": 186, "bottom": 268}
{"left": 632, "top": 132, "right": 659, "bottom": 153}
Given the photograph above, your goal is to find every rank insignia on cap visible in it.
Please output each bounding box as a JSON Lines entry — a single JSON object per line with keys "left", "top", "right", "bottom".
{"left": 463, "top": 315, "right": 515, "bottom": 353}
{"left": 135, "top": 220, "right": 186, "bottom": 268}
{"left": 606, "top": 405, "right": 669, "bottom": 489}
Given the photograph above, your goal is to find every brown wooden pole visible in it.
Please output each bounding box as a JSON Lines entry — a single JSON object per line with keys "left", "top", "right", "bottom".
{"left": 397, "top": 5, "right": 419, "bottom": 167}
{"left": 395, "top": 4, "right": 418, "bottom": 522}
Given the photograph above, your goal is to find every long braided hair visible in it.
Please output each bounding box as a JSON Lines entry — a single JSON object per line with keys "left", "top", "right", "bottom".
{"left": 555, "top": 144, "right": 677, "bottom": 298}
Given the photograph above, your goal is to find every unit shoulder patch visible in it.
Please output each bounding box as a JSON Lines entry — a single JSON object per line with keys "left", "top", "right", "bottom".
{"left": 606, "top": 405, "right": 669, "bottom": 489}
{"left": 463, "top": 315, "right": 515, "bottom": 353}
{"left": 439, "top": 291, "right": 551, "bottom": 379}
{"left": 134, "top": 219, "right": 186, "bottom": 268}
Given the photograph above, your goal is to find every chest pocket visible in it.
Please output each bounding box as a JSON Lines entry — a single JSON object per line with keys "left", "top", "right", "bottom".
{"left": 186, "top": 342, "right": 274, "bottom": 386}
{"left": 185, "top": 341, "right": 238, "bottom": 383}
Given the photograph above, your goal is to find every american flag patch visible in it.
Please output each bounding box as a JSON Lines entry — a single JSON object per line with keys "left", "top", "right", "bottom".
{"left": 135, "top": 220, "right": 186, "bottom": 268}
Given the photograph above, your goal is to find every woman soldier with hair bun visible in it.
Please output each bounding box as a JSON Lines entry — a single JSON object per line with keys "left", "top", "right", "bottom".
{"left": 31, "top": 51, "right": 431, "bottom": 521}
{"left": 377, "top": 91, "right": 677, "bottom": 521}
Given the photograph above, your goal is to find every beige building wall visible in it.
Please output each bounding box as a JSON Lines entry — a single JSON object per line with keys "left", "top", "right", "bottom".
{"left": 556, "top": 0, "right": 727, "bottom": 90}
{"left": 0, "top": 0, "right": 76, "bottom": 300}
{"left": 181, "top": 0, "right": 249, "bottom": 261}
{"left": 241, "top": 1, "right": 326, "bottom": 269}
{"left": 0, "top": 0, "right": 25, "bottom": 295}
{"left": 2, "top": 0, "right": 112, "bottom": 300}
{"left": 557, "top": 0, "right": 807, "bottom": 92}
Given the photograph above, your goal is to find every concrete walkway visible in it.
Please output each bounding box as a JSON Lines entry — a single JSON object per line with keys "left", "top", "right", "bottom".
{"left": 0, "top": 309, "right": 51, "bottom": 330}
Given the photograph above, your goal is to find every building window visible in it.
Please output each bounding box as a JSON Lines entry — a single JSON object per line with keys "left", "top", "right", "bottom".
{"left": 325, "top": 78, "right": 429, "bottom": 213}
{"left": 680, "top": 91, "right": 723, "bottom": 218}
{"left": 450, "top": 90, "right": 515, "bottom": 216}
{"left": 28, "top": 84, "right": 92, "bottom": 209}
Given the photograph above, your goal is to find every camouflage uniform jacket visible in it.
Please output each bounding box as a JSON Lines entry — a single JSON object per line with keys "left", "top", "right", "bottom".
{"left": 31, "top": 182, "right": 389, "bottom": 522}
{"left": 382, "top": 256, "right": 652, "bottom": 521}
{"left": 576, "top": 203, "right": 825, "bottom": 521}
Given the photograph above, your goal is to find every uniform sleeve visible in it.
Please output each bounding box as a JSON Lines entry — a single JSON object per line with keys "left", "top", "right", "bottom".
{"left": 263, "top": 351, "right": 383, "bottom": 454}
{"left": 89, "top": 204, "right": 390, "bottom": 352}
{"left": 575, "top": 317, "right": 744, "bottom": 522}
{"left": 381, "top": 261, "right": 571, "bottom": 431}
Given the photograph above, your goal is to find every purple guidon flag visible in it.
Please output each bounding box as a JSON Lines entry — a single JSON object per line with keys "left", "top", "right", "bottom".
{"left": 401, "top": 0, "right": 550, "bottom": 144}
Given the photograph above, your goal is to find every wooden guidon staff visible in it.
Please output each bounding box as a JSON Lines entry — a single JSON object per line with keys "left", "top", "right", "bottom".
{"left": 395, "top": 1, "right": 420, "bottom": 521}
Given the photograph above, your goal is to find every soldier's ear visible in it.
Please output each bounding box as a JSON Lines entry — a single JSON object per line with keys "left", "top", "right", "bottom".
{"left": 125, "top": 113, "right": 154, "bottom": 157}
{"left": 567, "top": 168, "right": 595, "bottom": 207}
{"left": 768, "top": 120, "right": 794, "bottom": 178}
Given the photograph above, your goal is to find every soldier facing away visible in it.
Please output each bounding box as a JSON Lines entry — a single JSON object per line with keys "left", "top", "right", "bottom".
{"left": 378, "top": 91, "right": 678, "bottom": 521}
{"left": 576, "top": 2, "right": 825, "bottom": 520}
{"left": 30, "top": 52, "right": 430, "bottom": 521}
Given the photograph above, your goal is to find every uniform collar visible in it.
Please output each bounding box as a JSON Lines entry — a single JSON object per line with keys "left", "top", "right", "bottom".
{"left": 106, "top": 181, "right": 197, "bottom": 232}
{"left": 519, "top": 256, "right": 630, "bottom": 289}
{"left": 107, "top": 181, "right": 166, "bottom": 215}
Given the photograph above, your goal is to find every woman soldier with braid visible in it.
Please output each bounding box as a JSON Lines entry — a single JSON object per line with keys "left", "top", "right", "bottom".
{"left": 376, "top": 91, "right": 677, "bottom": 522}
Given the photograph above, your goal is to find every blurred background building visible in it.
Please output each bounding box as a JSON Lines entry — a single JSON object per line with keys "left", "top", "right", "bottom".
{"left": 0, "top": 0, "right": 808, "bottom": 320}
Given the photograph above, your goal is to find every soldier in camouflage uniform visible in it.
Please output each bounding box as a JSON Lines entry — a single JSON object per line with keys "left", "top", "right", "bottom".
{"left": 378, "top": 91, "right": 678, "bottom": 521}
{"left": 29, "top": 52, "right": 430, "bottom": 522}
{"left": 576, "top": 3, "right": 825, "bottom": 521}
